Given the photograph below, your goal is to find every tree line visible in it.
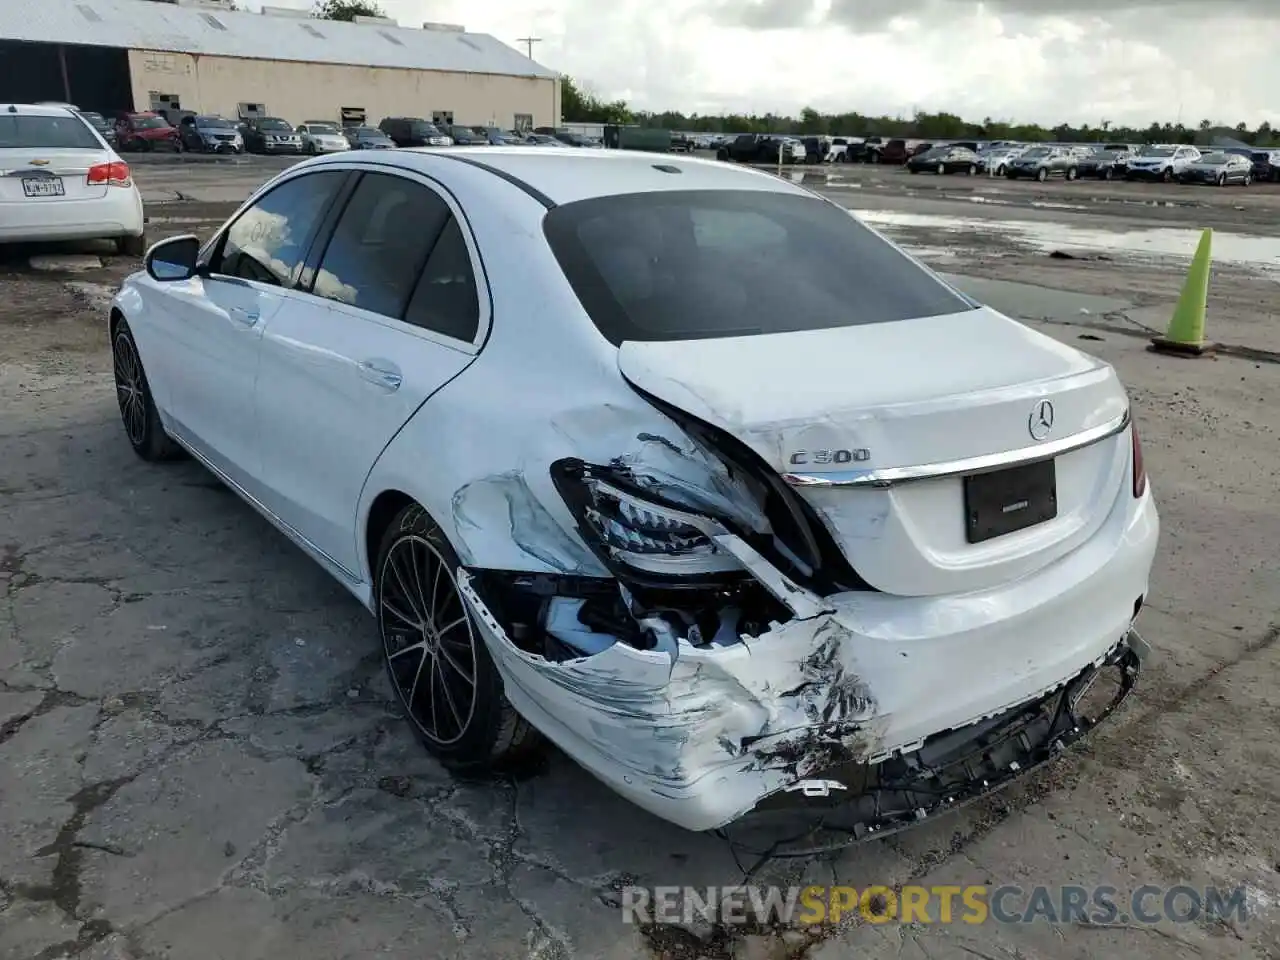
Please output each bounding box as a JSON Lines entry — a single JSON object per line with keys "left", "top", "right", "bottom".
{"left": 561, "top": 76, "right": 1278, "bottom": 147}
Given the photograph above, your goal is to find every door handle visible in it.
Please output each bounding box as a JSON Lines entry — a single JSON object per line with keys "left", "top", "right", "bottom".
{"left": 358, "top": 359, "right": 402, "bottom": 390}
{"left": 229, "top": 306, "right": 260, "bottom": 327}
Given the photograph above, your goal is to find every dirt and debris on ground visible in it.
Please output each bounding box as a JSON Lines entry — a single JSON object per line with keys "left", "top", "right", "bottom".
{"left": 0, "top": 156, "right": 1278, "bottom": 960}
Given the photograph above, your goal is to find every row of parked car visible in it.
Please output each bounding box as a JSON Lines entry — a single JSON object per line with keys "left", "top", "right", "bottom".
{"left": 38, "top": 104, "right": 603, "bottom": 156}
{"left": 710, "top": 129, "right": 1280, "bottom": 186}
{"left": 902, "top": 141, "right": 1274, "bottom": 186}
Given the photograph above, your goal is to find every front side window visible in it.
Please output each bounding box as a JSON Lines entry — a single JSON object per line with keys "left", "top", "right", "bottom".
{"left": 213, "top": 171, "right": 345, "bottom": 286}
{"left": 544, "top": 189, "right": 971, "bottom": 345}
{"left": 312, "top": 172, "right": 451, "bottom": 320}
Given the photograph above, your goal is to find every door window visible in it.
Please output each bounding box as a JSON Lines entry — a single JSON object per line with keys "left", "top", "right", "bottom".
{"left": 212, "top": 171, "right": 346, "bottom": 286}
{"left": 311, "top": 172, "right": 451, "bottom": 319}
{"left": 403, "top": 216, "right": 481, "bottom": 342}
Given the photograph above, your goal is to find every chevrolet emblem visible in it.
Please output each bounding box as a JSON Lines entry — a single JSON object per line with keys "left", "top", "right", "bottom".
{"left": 29, "top": 158, "right": 51, "bottom": 166}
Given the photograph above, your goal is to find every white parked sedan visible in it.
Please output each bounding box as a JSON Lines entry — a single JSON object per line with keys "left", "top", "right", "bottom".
{"left": 296, "top": 121, "right": 351, "bottom": 155}
{"left": 110, "top": 148, "right": 1158, "bottom": 836}
{"left": 0, "top": 103, "right": 146, "bottom": 253}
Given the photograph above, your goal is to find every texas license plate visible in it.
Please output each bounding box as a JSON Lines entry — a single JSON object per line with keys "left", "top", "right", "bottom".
{"left": 963, "top": 459, "right": 1057, "bottom": 543}
{"left": 23, "top": 177, "right": 65, "bottom": 198}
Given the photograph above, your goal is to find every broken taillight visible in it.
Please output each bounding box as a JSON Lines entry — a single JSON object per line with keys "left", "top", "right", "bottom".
{"left": 1131, "top": 421, "right": 1146, "bottom": 498}
{"left": 87, "top": 161, "right": 132, "bottom": 187}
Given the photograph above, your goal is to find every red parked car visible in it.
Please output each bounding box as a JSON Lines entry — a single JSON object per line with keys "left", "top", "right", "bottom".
{"left": 114, "top": 112, "right": 180, "bottom": 152}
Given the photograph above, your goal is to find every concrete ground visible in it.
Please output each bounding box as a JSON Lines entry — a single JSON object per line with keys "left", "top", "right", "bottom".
{"left": 1, "top": 154, "right": 1278, "bottom": 960}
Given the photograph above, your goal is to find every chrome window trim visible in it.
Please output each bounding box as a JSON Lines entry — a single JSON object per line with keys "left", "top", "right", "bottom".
{"left": 783, "top": 408, "right": 1131, "bottom": 489}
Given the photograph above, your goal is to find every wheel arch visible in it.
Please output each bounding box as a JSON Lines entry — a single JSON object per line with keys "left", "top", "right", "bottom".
{"left": 364, "top": 488, "right": 419, "bottom": 589}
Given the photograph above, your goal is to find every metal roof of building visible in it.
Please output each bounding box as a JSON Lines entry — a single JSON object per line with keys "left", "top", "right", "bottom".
{"left": 0, "top": 0, "right": 557, "bottom": 79}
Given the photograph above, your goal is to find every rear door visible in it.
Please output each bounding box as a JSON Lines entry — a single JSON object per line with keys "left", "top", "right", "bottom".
{"left": 253, "top": 168, "right": 488, "bottom": 577}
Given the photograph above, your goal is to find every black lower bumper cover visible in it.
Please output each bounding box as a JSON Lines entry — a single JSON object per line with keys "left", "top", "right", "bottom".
{"left": 718, "top": 634, "right": 1145, "bottom": 863}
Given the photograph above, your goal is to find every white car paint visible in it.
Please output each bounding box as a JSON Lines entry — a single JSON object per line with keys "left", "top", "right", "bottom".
{"left": 112, "top": 147, "right": 1159, "bottom": 833}
{"left": 296, "top": 123, "right": 350, "bottom": 154}
{"left": 1126, "top": 144, "right": 1201, "bottom": 179}
{"left": 0, "top": 103, "right": 144, "bottom": 246}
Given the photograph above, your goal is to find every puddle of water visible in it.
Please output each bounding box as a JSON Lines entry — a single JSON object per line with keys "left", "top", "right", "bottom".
{"left": 852, "top": 209, "right": 1280, "bottom": 272}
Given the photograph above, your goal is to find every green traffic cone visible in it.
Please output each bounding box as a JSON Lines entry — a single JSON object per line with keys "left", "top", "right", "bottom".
{"left": 1151, "top": 228, "right": 1216, "bottom": 357}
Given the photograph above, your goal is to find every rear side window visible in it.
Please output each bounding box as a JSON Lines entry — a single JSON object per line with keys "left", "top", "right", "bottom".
{"left": 403, "top": 217, "right": 481, "bottom": 342}
{"left": 312, "top": 172, "right": 450, "bottom": 318}
{"left": 0, "top": 114, "right": 100, "bottom": 149}
{"left": 214, "top": 171, "right": 345, "bottom": 286}
{"left": 542, "top": 189, "right": 972, "bottom": 344}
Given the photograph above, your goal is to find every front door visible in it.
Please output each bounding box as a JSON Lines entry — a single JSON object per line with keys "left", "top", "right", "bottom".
{"left": 253, "top": 169, "right": 488, "bottom": 576}
{"left": 163, "top": 169, "right": 350, "bottom": 494}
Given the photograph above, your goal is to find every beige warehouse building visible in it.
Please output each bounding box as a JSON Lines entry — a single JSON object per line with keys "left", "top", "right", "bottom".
{"left": 0, "top": 0, "right": 560, "bottom": 131}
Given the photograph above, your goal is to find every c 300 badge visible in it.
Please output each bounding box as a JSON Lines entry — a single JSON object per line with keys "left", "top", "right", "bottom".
{"left": 788, "top": 448, "right": 870, "bottom": 466}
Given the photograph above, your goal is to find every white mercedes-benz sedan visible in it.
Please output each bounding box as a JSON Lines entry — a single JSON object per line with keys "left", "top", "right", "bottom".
{"left": 110, "top": 147, "right": 1158, "bottom": 836}
{"left": 1, "top": 103, "right": 146, "bottom": 253}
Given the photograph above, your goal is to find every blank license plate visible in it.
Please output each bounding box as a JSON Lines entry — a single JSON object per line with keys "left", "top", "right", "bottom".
{"left": 963, "top": 459, "right": 1057, "bottom": 543}
{"left": 23, "top": 177, "right": 65, "bottom": 198}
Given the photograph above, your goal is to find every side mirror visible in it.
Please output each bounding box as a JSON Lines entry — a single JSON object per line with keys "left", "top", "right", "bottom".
{"left": 145, "top": 235, "right": 201, "bottom": 282}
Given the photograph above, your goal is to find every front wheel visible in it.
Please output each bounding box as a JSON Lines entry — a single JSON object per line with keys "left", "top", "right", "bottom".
{"left": 376, "top": 505, "right": 542, "bottom": 773}
{"left": 112, "top": 318, "right": 184, "bottom": 462}
{"left": 1217, "top": 173, "right": 1227, "bottom": 187}
{"left": 1243, "top": 174, "right": 1252, "bottom": 187}
{"left": 1161, "top": 167, "right": 1173, "bottom": 182}
{"left": 936, "top": 162, "right": 946, "bottom": 175}
{"left": 967, "top": 164, "right": 977, "bottom": 176}
{"left": 1036, "top": 167, "right": 1049, "bottom": 182}
{"left": 1102, "top": 167, "right": 1114, "bottom": 181}
{"left": 1066, "top": 167, "right": 1078, "bottom": 181}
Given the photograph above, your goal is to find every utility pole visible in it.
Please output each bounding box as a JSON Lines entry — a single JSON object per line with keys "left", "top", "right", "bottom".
{"left": 517, "top": 36, "right": 542, "bottom": 60}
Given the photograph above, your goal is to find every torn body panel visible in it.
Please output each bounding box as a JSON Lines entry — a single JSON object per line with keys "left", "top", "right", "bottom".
{"left": 458, "top": 471, "right": 1158, "bottom": 832}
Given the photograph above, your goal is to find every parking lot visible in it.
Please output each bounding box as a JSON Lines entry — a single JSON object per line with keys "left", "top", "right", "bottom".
{"left": 2, "top": 153, "right": 1279, "bottom": 960}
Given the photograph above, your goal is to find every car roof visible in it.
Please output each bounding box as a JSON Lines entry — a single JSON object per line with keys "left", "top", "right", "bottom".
{"left": 420, "top": 146, "right": 807, "bottom": 205}
{"left": 2, "top": 103, "right": 78, "bottom": 117}
{"left": 304, "top": 146, "right": 809, "bottom": 206}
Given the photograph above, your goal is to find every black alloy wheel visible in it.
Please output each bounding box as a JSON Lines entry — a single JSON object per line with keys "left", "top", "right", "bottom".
{"left": 111, "top": 319, "right": 183, "bottom": 461}
{"left": 375, "top": 505, "right": 540, "bottom": 771}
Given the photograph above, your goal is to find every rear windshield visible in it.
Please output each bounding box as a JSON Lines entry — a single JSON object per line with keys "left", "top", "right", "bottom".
{"left": 543, "top": 190, "right": 972, "bottom": 344}
{"left": 0, "top": 114, "right": 101, "bottom": 149}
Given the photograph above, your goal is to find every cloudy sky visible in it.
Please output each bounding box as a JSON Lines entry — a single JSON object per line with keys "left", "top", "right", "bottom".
{"left": 254, "top": 0, "right": 1280, "bottom": 126}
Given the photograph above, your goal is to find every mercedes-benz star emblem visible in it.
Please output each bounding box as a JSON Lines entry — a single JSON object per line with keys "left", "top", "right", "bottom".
{"left": 1028, "top": 399, "right": 1055, "bottom": 441}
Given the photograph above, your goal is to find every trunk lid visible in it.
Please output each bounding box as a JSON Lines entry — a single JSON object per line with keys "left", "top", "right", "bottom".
{"left": 619, "top": 307, "right": 1131, "bottom": 597}
{"left": 0, "top": 148, "right": 110, "bottom": 203}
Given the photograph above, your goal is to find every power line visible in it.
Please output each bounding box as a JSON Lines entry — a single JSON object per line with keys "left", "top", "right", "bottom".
{"left": 517, "top": 36, "right": 542, "bottom": 60}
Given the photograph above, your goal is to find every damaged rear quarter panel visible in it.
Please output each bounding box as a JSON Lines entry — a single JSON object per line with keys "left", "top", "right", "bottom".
{"left": 460, "top": 568, "right": 882, "bottom": 832}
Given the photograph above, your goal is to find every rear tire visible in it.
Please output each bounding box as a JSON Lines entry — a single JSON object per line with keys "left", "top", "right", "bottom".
{"left": 967, "top": 164, "right": 977, "bottom": 176}
{"left": 1217, "top": 173, "right": 1227, "bottom": 187}
{"left": 1161, "top": 167, "right": 1173, "bottom": 182}
{"left": 375, "top": 505, "right": 543, "bottom": 774}
{"left": 116, "top": 233, "right": 147, "bottom": 258}
{"left": 111, "top": 318, "right": 184, "bottom": 462}
{"left": 936, "top": 162, "right": 946, "bottom": 175}
{"left": 1036, "top": 167, "right": 1049, "bottom": 182}
{"left": 1102, "top": 167, "right": 1114, "bottom": 181}
{"left": 1066, "top": 167, "right": 1078, "bottom": 181}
